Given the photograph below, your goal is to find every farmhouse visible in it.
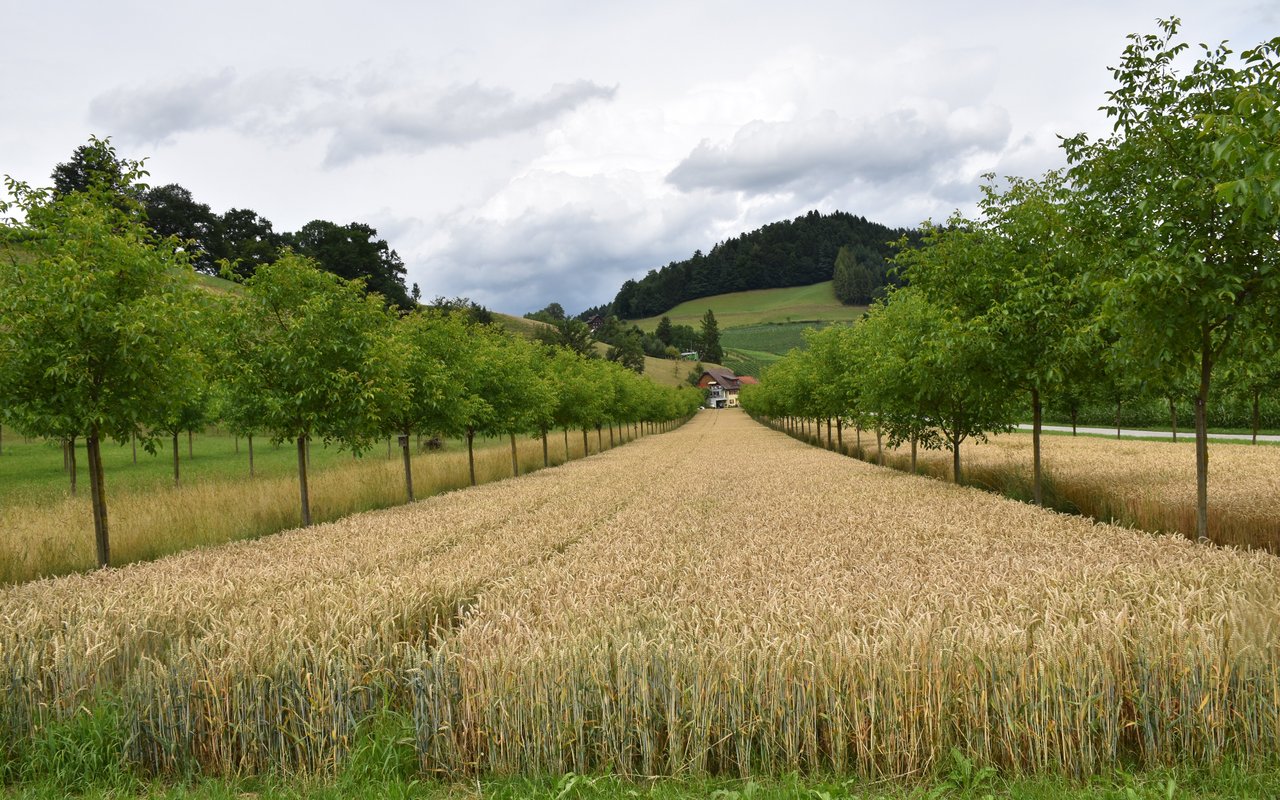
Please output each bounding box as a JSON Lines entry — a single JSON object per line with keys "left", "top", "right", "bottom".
{"left": 698, "top": 367, "right": 757, "bottom": 408}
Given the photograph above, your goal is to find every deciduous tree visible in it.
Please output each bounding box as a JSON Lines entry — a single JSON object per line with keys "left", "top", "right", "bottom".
{"left": 0, "top": 145, "right": 200, "bottom": 567}
{"left": 1063, "top": 19, "right": 1280, "bottom": 540}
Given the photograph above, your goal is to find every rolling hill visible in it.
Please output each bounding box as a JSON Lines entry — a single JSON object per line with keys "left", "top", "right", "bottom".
{"left": 626, "top": 281, "right": 866, "bottom": 378}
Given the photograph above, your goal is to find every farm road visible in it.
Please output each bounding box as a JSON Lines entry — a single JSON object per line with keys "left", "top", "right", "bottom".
{"left": 1018, "top": 423, "right": 1280, "bottom": 443}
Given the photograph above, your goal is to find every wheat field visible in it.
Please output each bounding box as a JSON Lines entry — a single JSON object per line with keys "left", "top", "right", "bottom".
{"left": 2, "top": 410, "right": 1277, "bottom": 780}
{"left": 846, "top": 431, "right": 1280, "bottom": 550}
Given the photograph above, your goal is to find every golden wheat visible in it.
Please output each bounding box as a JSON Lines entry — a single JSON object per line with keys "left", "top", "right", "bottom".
{"left": 853, "top": 432, "right": 1280, "bottom": 549}
{"left": 1, "top": 411, "right": 1276, "bottom": 780}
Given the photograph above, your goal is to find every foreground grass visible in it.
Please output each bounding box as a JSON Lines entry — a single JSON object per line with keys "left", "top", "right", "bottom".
{"left": 8, "top": 765, "right": 1280, "bottom": 799}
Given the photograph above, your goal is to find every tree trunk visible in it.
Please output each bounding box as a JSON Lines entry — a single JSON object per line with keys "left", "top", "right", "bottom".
{"left": 388, "top": 436, "right": 392, "bottom": 459}
{"left": 596, "top": 425, "right": 602, "bottom": 451}
{"left": 582, "top": 428, "right": 589, "bottom": 457}
{"left": 1252, "top": 388, "right": 1260, "bottom": 445}
{"left": 68, "top": 436, "right": 77, "bottom": 496}
{"left": 826, "top": 418, "right": 832, "bottom": 449}
{"left": 235, "top": 435, "right": 239, "bottom": 455}
{"left": 509, "top": 432, "right": 519, "bottom": 477}
{"left": 172, "top": 432, "right": 180, "bottom": 487}
{"left": 1194, "top": 338, "right": 1211, "bottom": 543}
{"left": 401, "top": 429, "right": 415, "bottom": 502}
{"left": 856, "top": 423, "right": 862, "bottom": 454}
{"left": 131, "top": 433, "right": 137, "bottom": 465}
{"left": 87, "top": 427, "right": 109, "bottom": 569}
{"left": 467, "top": 429, "right": 477, "bottom": 486}
{"left": 952, "top": 433, "right": 963, "bottom": 485}
{"left": 563, "top": 428, "right": 570, "bottom": 460}
{"left": 296, "top": 435, "right": 312, "bottom": 527}
{"left": 910, "top": 434, "right": 917, "bottom": 472}
{"left": 1070, "top": 409, "right": 1078, "bottom": 437}
{"left": 609, "top": 424, "right": 615, "bottom": 448}
{"left": 836, "top": 418, "right": 843, "bottom": 452}
{"left": 1115, "top": 400, "right": 1122, "bottom": 440}
{"left": 876, "top": 427, "right": 884, "bottom": 466}
{"left": 188, "top": 430, "right": 194, "bottom": 459}
{"left": 541, "top": 425, "right": 549, "bottom": 467}
{"left": 1169, "top": 397, "right": 1178, "bottom": 442}
{"left": 1032, "top": 388, "right": 1043, "bottom": 506}
{"left": 249, "top": 433, "right": 255, "bottom": 477}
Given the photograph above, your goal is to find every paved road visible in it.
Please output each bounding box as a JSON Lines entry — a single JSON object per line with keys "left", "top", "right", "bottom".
{"left": 1016, "top": 423, "right": 1280, "bottom": 443}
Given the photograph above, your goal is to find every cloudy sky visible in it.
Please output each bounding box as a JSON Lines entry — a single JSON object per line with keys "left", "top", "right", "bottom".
{"left": 2, "top": 2, "right": 1273, "bottom": 314}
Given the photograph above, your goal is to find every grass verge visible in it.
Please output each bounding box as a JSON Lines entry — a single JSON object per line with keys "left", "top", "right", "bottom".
{"left": 6, "top": 762, "right": 1280, "bottom": 798}
{"left": 0, "top": 424, "right": 647, "bottom": 584}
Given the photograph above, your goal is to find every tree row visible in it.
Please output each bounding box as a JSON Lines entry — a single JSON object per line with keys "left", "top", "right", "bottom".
{"left": 743, "top": 19, "right": 1280, "bottom": 543}
{"left": 0, "top": 154, "right": 702, "bottom": 570}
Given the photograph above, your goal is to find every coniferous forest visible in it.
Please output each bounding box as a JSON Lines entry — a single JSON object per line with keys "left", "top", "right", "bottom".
{"left": 612, "top": 210, "right": 914, "bottom": 319}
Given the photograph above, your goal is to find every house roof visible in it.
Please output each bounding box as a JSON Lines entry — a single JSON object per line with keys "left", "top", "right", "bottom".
{"left": 702, "top": 367, "right": 742, "bottom": 390}
{"left": 738, "top": 375, "right": 759, "bottom": 385}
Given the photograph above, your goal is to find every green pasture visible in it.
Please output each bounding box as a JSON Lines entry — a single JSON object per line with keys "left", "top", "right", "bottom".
{"left": 0, "top": 428, "right": 503, "bottom": 509}
{"left": 631, "top": 281, "right": 866, "bottom": 330}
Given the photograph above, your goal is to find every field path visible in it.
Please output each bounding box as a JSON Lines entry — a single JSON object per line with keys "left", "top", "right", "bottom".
{"left": 3, "top": 408, "right": 1279, "bottom": 778}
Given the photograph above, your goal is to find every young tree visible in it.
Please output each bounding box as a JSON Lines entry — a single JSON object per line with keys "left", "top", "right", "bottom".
{"left": 1063, "top": 19, "right": 1280, "bottom": 540}
{"left": 218, "top": 252, "right": 394, "bottom": 526}
{"left": 0, "top": 145, "right": 201, "bottom": 568}
{"left": 971, "top": 173, "right": 1094, "bottom": 504}
{"left": 378, "top": 310, "right": 474, "bottom": 501}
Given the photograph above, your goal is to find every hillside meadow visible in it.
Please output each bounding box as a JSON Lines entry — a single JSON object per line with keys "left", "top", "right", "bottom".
{"left": 630, "top": 281, "right": 865, "bottom": 331}
{"left": 3, "top": 410, "right": 1277, "bottom": 786}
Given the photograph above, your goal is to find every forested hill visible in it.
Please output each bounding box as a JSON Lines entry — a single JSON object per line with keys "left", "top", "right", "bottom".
{"left": 612, "top": 210, "right": 913, "bottom": 319}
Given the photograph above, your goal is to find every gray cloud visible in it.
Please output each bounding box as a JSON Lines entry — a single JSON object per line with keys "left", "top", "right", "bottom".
{"left": 89, "top": 69, "right": 241, "bottom": 145}
{"left": 322, "top": 80, "right": 617, "bottom": 166}
{"left": 89, "top": 71, "right": 616, "bottom": 166}
{"left": 413, "top": 175, "right": 738, "bottom": 315}
{"left": 666, "top": 105, "right": 1011, "bottom": 197}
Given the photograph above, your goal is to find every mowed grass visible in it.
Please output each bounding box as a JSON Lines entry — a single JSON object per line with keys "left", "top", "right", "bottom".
{"left": 4, "top": 410, "right": 1277, "bottom": 784}
{"left": 630, "top": 281, "right": 866, "bottom": 330}
{"left": 0, "top": 426, "right": 640, "bottom": 584}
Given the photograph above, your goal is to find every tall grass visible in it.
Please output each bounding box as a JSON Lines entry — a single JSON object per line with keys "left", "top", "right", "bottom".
{"left": 1, "top": 410, "right": 1277, "bottom": 783}
{"left": 0, "top": 428, "right": 624, "bottom": 584}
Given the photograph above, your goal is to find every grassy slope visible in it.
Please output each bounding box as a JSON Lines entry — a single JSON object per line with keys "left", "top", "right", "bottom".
{"left": 623, "top": 282, "right": 865, "bottom": 377}
{"left": 193, "top": 272, "right": 241, "bottom": 293}
{"left": 629, "top": 281, "right": 865, "bottom": 330}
